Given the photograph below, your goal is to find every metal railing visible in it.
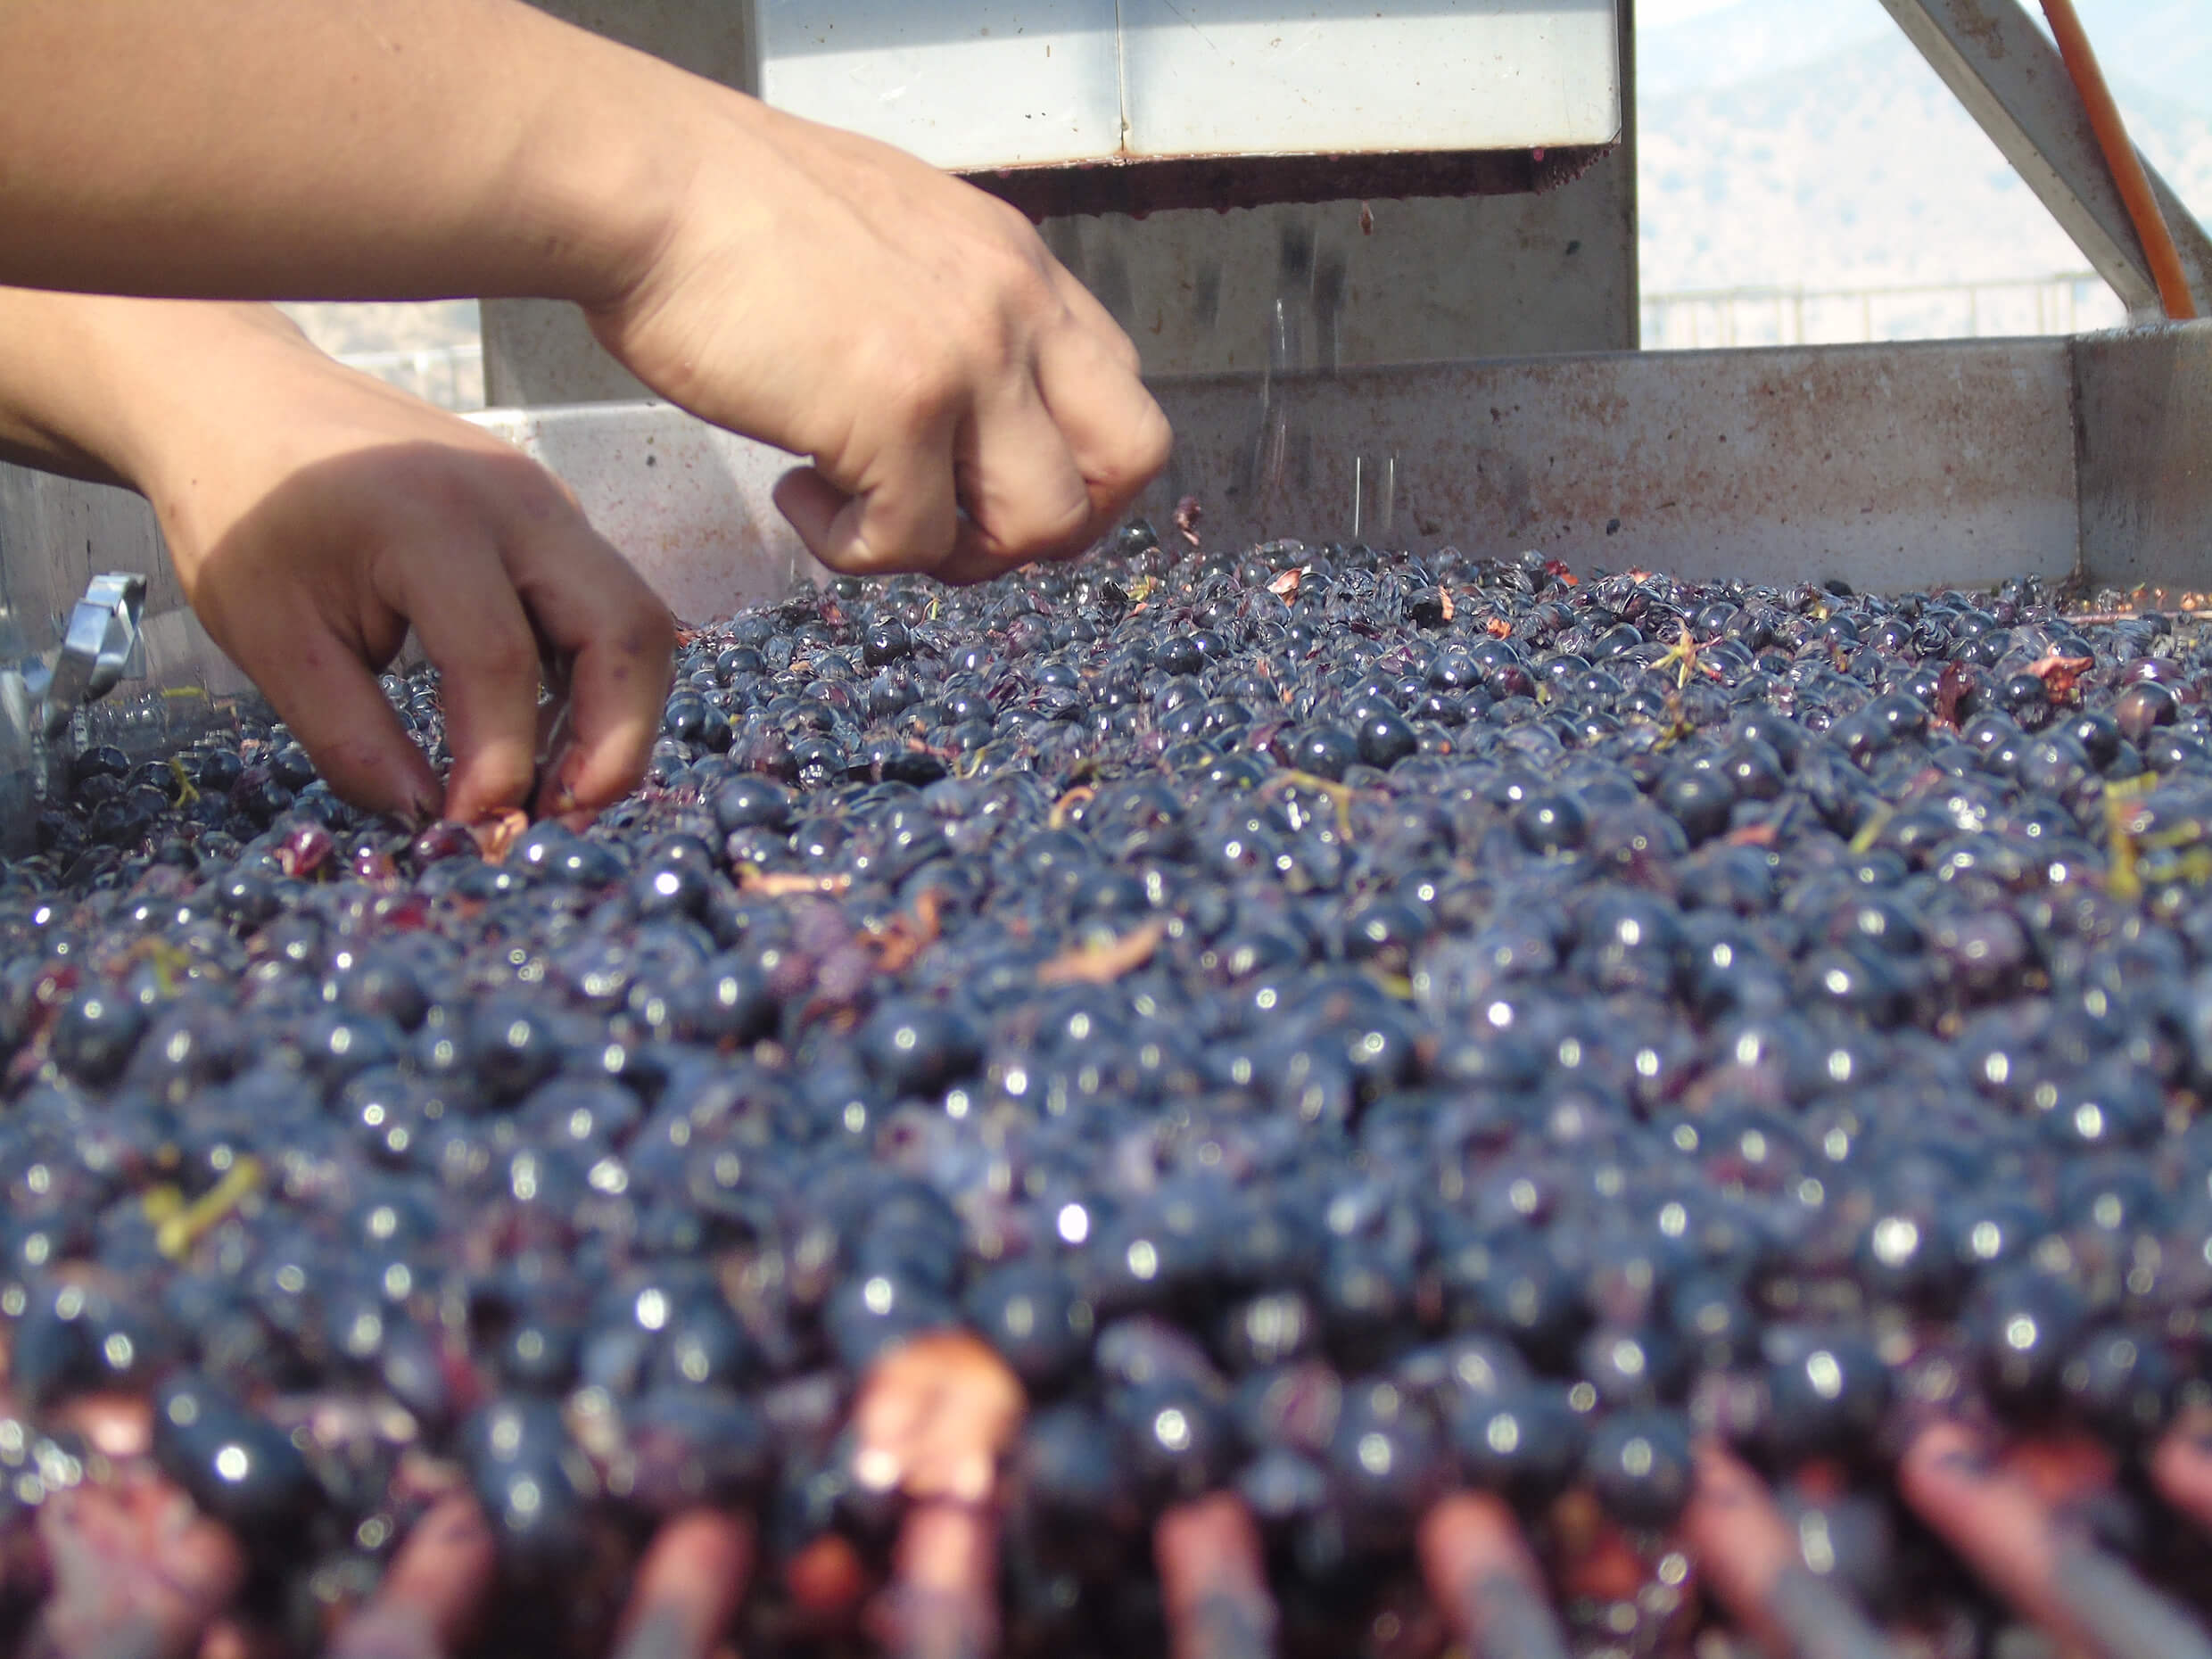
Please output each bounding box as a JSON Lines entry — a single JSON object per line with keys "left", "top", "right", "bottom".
{"left": 1640, "top": 270, "right": 2127, "bottom": 350}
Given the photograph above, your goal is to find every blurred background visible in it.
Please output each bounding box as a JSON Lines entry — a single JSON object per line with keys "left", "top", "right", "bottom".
{"left": 1633, "top": 0, "right": 2209, "bottom": 346}
{"left": 279, "top": 0, "right": 2212, "bottom": 407}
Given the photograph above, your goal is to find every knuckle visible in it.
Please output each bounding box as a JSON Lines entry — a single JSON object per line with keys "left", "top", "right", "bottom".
{"left": 870, "top": 339, "right": 965, "bottom": 433}
{"left": 466, "top": 617, "right": 541, "bottom": 686}
{"left": 1019, "top": 491, "right": 1094, "bottom": 556}
{"left": 820, "top": 528, "right": 911, "bottom": 578}
{"left": 387, "top": 449, "right": 506, "bottom": 524}
{"left": 984, "top": 193, "right": 1041, "bottom": 244}
{"left": 895, "top": 506, "right": 961, "bottom": 573}
{"left": 631, "top": 605, "right": 679, "bottom": 668}
{"left": 985, "top": 252, "right": 1055, "bottom": 328}
{"left": 607, "top": 581, "right": 677, "bottom": 659}
{"left": 506, "top": 458, "right": 585, "bottom": 524}
{"left": 931, "top": 307, "right": 1004, "bottom": 377}
{"left": 1080, "top": 413, "right": 1173, "bottom": 506}
{"left": 1126, "top": 404, "right": 1176, "bottom": 480}
{"left": 1101, "top": 328, "right": 1143, "bottom": 376}
{"left": 896, "top": 516, "right": 960, "bottom": 573}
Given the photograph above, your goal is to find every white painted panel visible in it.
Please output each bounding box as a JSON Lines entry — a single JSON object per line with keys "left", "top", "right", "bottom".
{"left": 755, "top": 3, "right": 1620, "bottom": 171}
{"left": 755, "top": 3, "right": 1123, "bottom": 170}
{"left": 1119, "top": 1, "right": 1621, "bottom": 157}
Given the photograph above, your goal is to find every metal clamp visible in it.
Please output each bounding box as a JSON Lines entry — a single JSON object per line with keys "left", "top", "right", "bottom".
{"left": 0, "top": 665, "right": 35, "bottom": 856}
{"left": 35, "top": 571, "right": 147, "bottom": 741}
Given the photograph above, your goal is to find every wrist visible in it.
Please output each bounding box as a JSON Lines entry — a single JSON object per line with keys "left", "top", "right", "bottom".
{"left": 0, "top": 286, "right": 176, "bottom": 488}
{"left": 491, "top": 9, "right": 743, "bottom": 314}
{"left": 0, "top": 297, "right": 318, "bottom": 581}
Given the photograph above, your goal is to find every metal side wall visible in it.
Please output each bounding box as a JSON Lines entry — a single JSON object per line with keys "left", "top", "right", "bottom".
{"left": 2074, "top": 323, "right": 2212, "bottom": 593}
{"left": 473, "top": 334, "right": 2095, "bottom": 616}
{"left": 4, "top": 324, "right": 2205, "bottom": 734}
{"left": 1133, "top": 339, "right": 2084, "bottom": 590}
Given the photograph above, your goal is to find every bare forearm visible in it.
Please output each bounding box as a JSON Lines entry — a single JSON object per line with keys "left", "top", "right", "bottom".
{"left": 0, "top": 0, "right": 1169, "bottom": 607}
{"left": 0, "top": 285, "right": 180, "bottom": 484}
{"left": 0, "top": 0, "right": 700, "bottom": 307}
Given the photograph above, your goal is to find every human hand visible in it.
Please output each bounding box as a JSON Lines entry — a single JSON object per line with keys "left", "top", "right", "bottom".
{"left": 588, "top": 96, "right": 1173, "bottom": 585}
{"left": 3, "top": 295, "right": 674, "bottom": 823}
{"left": 0, "top": 0, "right": 1167, "bottom": 589}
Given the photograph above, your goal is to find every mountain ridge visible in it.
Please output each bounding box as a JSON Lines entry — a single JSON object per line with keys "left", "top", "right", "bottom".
{"left": 1637, "top": 15, "right": 2212, "bottom": 306}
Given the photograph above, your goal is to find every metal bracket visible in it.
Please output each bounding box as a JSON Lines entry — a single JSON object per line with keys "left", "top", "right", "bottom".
{"left": 0, "top": 665, "right": 35, "bottom": 857}
{"left": 1877, "top": 0, "right": 2212, "bottom": 319}
{"left": 33, "top": 570, "right": 148, "bottom": 742}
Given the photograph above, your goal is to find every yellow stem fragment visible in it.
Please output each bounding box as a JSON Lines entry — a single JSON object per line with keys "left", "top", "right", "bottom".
{"left": 155, "top": 1156, "right": 264, "bottom": 1261}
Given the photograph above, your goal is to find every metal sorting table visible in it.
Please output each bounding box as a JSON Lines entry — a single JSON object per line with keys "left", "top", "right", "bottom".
{"left": 1, "top": 322, "right": 2207, "bottom": 841}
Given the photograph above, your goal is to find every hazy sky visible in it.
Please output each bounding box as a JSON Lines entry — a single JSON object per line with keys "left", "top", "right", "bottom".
{"left": 1637, "top": 0, "right": 1737, "bottom": 21}
{"left": 1637, "top": 0, "right": 2206, "bottom": 62}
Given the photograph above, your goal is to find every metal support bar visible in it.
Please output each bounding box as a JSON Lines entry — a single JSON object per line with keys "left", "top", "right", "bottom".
{"left": 37, "top": 571, "right": 148, "bottom": 741}
{"left": 1876, "top": 0, "right": 2212, "bottom": 318}
{"left": 0, "top": 667, "right": 35, "bottom": 858}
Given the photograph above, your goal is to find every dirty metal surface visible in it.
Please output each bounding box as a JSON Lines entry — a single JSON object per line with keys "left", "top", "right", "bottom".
{"left": 484, "top": 160, "right": 1639, "bottom": 398}
{"left": 1135, "top": 337, "right": 2084, "bottom": 591}
{"left": 9, "top": 330, "right": 2203, "bottom": 733}
{"left": 477, "top": 335, "right": 2090, "bottom": 607}
{"left": 0, "top": 463, "right": 252, "bottom": 698}
{"left": 968, "top": 145, "right": 1614, "bottom": 221}
{"left": 1033, "top": 184, "right": 1638, "bottom": 383}
{"left": 2074, "top": 321, "right": 2212, "bottom": 592}
{"left": 0, "top": 463, "right": 177, "bottom": 643}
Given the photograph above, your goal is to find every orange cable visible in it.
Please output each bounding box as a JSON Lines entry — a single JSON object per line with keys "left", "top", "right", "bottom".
{"left": 2039, "top": 0, "right": 2198, "bottom": 320}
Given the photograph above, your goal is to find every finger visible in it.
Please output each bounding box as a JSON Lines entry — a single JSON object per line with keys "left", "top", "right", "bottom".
{"left": 853, "top": 1332, "right": 1026, "bottom": 1506}
{"left": 1680, "top": 1445, "right": 1894, "bottom": 1659}
{"left": 929, "top": 508, "right": 1104, "bottom": 590}
{"left": 927, "top": 541, "right": 1023, "bottom": 588}
{"left": 194, "top": 1618, "right": 269, "bottom": 1659}
{"left": 1035, "top": 325, "right": 1175, "bottom": 524}
{"left": 1048, "top": 261, "right": 1144, "bottom": 377}
{"left": 947, "top": 382, "right": 1095, "bottom": 568}
{"left": 924, "top": 539, "right": 1097, "bottom": 589}
{"left": 35, "top": 1479, "right": 245, "bottom": 1659}
{"left": 877, "top": 1500, "right": 997, "bottom": 1659}
{"left": 1152, "top": 1494, "right": 1277, "bottom": 1659}
{"left": 612, "top": 1510, "right": 755, "bottom": 1659}
{"left": 235, "top": 615, "right": 441, "bottom": 821}
{"left": 1897, "top": 1420, "right": 2212, "bottom": 1659}
{"left": 775, "top": 433, "right": 960, "bottom": 580}
{"left": 2151, "top": 1409, "right": 2212, "bottom": 1528}
{"left": 1416, "top": 1493, "right": 1568, "bottom": 1659}
{"left": 389, "top": 543, "right": 545, "bottom": 826}
{"left": 327, "top": 1494, "right": 496, "bottom": 1659}
{"left": 494, "top": 520, "right": 673, "bottom": 819}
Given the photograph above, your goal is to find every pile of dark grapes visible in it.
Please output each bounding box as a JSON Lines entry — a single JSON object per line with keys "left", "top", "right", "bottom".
{"left": 8, "top": 519, "right": 2212, "bottom": 1656}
